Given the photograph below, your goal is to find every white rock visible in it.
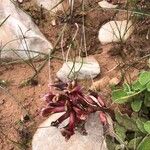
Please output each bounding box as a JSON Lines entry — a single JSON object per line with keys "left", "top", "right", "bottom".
{"left": 32, "top": 113, "right": 108, "bottom": 150}
{"left": 14, "top": 0, "right": 24, "bottom": 3}
{"left": 98, "top": 20, "right": 134, "bottom": 44}
{"left": 35, "top": 0, "right": 68, "bottom": 12}
{"left": 35, "top": 0, "right": 69, "bottom": 25}
{"left": 56, "top": 56, "right": 100, "bottom": 82}
{"left": 98, "top": 0, "right": 118, "bottom": 9}
{"left": 0, "top": 0, "right": 53, "bottom": 60}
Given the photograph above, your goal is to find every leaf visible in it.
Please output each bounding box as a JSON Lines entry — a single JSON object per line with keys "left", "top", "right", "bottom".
{"left": 146, "top": 82, "right": 150, "bottom": 92}
{"left": 136, "top": 119, "right": 147, "bottom": 134}
{"left": 144, "top": 121, "right": 150, "bottom": 134}
{"left": 115, "top": 112, "right": 139, "bottom": 131}
{"left": 112, "top": 89, "right": 130, "bottom": 104}
{"left": 132, "top": 80, "right": 145, "bottom": 91}
{"left": 114, "top": 123, "right": 126, "bottom": 141}
{"left": 139, "top": 71, "right": 150, "bottom": 86}
{"left": 128, "top": 137, "right": 143, "bottom": 149}
{"left": 131, "top": 112, "right": 139, "bottom": 120}
{"left": 131, "top": 99, "right": 142, "bottom": 112}
{"left": 112, "top": 89, "right": 143, "bottom": 104}
{"left": 137, "top": 135, "right": 150, "bottom": 150}
{"left": 144, "top": 92, "right": 150, "bottom": 107}
{"left": 123, "top": 83, "right": 131, "bottom": 92}
{"left": 106, "top": 136, "right": 117, "bottom": 150}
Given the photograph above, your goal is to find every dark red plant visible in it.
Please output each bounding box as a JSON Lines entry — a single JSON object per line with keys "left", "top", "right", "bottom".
{"left": 41, "top": 80, "right": 109, "bottom": 139}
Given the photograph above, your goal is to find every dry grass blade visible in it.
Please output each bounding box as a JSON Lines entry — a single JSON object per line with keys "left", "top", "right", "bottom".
{"left": 0, "top": 15, "right": 10, "bottom": 27}
{"left": 101, "top": 7, "right": 150, "bottom": 17}
{"left": 20, "top": 23, "right": 67, "bottom": 86}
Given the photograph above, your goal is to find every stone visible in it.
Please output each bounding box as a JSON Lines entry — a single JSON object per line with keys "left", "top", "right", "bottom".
{"left": 35, "top": 0, "right": 69, "bottom": 25}
{"left": 32, "top": 113, "right": 108, "bottom": 150}
{"left": 14, "top": 0, "right": 24, "bottom": 3}
{"left": 56, "top": 56, "right": 100, "bottom": 82}
{"left": 98, "top": 0, "right": 118, "bottom": 9}
{"left": 35, "top": 0, "right": 68, "bottom": 12}
{"left": 0, "top": 0, "right": 53, "bottom": 60}
{"left": 98, "top": 20, "right": 134, "bottom": 44}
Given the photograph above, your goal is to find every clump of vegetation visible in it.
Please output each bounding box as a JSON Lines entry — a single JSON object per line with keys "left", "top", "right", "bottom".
{"left": 109, "top": 71, "right": 150, "bottom": 149}
{"left": 41, "top": 80, "right": 109, "bottom": 139}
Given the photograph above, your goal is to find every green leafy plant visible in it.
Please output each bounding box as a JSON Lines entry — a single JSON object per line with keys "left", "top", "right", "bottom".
{"left": 110, "top": 71, "right": 150, "bottom": 150}
{"left": 112, "top": 71, "right": 150, "bottom": 104}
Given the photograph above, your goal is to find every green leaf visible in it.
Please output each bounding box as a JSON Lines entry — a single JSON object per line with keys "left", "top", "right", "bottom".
{"left": 112, "top": 89, "right": 130, "bottom": 104}
{"left": 131, "top": 112, "right": 139, "bottom": 121}
{"left": 131, "top": 99, "right": 142, "bottom": 112}
{"left": 132, "top": 80, "right": 145, "bottom": 91}
{"left": 136, "top": 119, "right": 147, "bottom": 134}
{"left": 139, "top": 71, "right": 150, "bottom": 86}
{"left": 112, "top": 89, "right": 143, "bottom": 104}
{"left": 128, "top": 137, "right": 143, "bottom": 149}
{"left": 114, "top": 123, "right": 126, "bottom": 141}
{"left": 146, "top": 82, "right": 150, "bottom": 92}
{"left": 115, "top": 112, "right": 139, "bottom": 131}
{"left": 144, "top": 92, "right": 150, "bottom": 107}
{"left": 144, "top": 121, "right": 150, "bottom": 134}
{"left": 123, "top": 83, "right": 131, "bottom": 92}
{"left": 106, "top": 136, "right": 117, "bottom": 150}
{"left": 137, "top": 135, "right": 150, "bottom": 150}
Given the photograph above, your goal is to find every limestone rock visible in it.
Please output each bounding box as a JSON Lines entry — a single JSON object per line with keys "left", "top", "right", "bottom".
{"left": 0, "top": 0, "right": 53, "bottom": 60}
{"left": 98, "top": 20, "right": 134, "bottom": 44}
{"left": 98, "top": 0, "right": 118, "bottom": 9}
{"left": 32, "top": 113, "right": 108, "bottom": 150}
{"left": 56, "top": 56, "right": 100, "bottom": 82}
{"left": 14, "top": 0, "right": 23, "bottom": 3}
{"left": 35, "top": 0, "right": 68, "bottom": 12}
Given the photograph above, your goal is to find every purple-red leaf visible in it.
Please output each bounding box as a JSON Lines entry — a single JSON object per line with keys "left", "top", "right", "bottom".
{"left": 41, "top": 80, "right": 108, "bottom": 139}
{"left": 49, "top": 82, "right": 67, "bottom": 90}
{"left": 83, "top": 95, "right": 98, "bottom": 107}
{"left": 97, "top": 95, "right": 105, "bottom": 107}
{"left": 99, "top": 111, "right": 107, "bottom": 125}
{"left": 41, "top": 106, "right": 65, "bottom": 117}
{"left": 73, "top": 106, "right": 88, "bottom": 120}
{"left": 43, "top": 92, "right": 55, "bottom": 103}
